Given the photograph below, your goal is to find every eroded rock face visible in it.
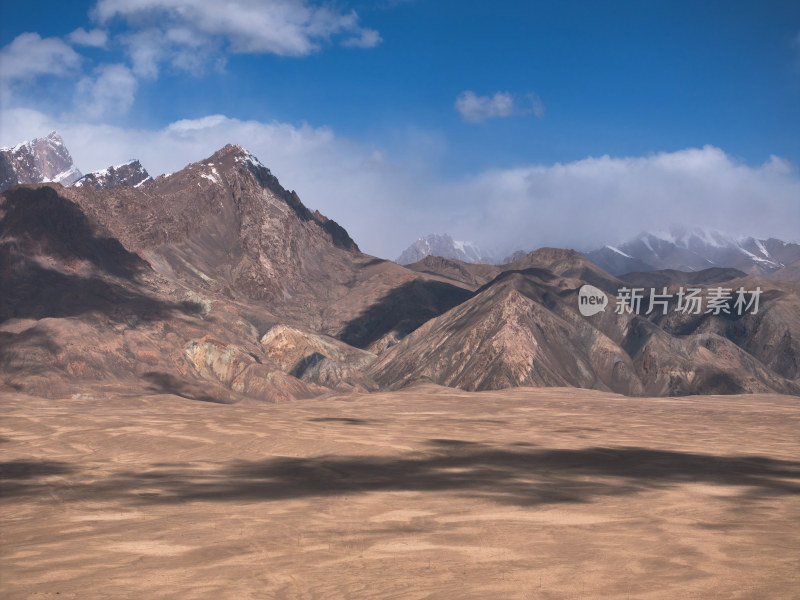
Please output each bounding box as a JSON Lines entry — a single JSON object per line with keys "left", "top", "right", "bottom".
{"left": 0, "top": 132, "right": 82, "bottom": 192}
{"left": 184, "top": 336, "right": 323, "bottom": 402}
{"left": 260, "top": 325, "right": 377, "bottom": 392}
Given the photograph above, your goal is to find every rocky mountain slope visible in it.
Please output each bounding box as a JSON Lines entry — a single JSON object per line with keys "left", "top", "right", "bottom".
{"left": 0, "top": 144, "right": 468, "bottom": 402}
{"left": 0, "top": 131, "right": 82, "bottom": 192}
{"left": 2, "top": 135, "right": 798, "bottom": 400}
{"left": 371, "top": 250, "right": 800, "bottom": 396}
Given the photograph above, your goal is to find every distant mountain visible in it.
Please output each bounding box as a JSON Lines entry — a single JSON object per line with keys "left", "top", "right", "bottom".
{"left": 396, "top": 233, "right": 494, "bottom": 265}
{"left": 584, "top": 227, "right": 800, "bottom": 276}
{"left": 618, "top": 267, "right": 747, "bottom": 289}
{"left": 0, "top": 131, "right": 82, "bottom": 192}
{"left": 580, "top": 245, "right": 653, "bottom": 276}
{"left": 770, "top": 259, "right": 800, "bottom": 281}
{"left": 499, "top": 249, "right": 528, "bottom": 264}
{"left": 405, "top": 255, "right": 502, "bottom": 288}
{"left": 370, "top": 248, "right": 800, "bottom": 396}
{"left": 73, "top": 159, "right": 152, "bottom": 190}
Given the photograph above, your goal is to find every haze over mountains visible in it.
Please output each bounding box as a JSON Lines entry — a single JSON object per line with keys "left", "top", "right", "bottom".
{"left": 1, "top": 133, "right": 799, "bottom": 401}
{"left": 397, "top": 234, "right": 494, "bottom": 265}
{"left": 398, "top": 227, "right": 800, "bottom": 278}
{"left": 584, "top": 227, "right": 800, "bottom": 276}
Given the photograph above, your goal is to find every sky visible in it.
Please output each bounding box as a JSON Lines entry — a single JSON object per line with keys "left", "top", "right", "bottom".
{"left": 1, "top": 0, "right": 799, "bottom": 259}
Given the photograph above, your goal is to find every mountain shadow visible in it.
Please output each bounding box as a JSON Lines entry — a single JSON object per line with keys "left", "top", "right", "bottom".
{"left": 0, "top": 254, "right": 202, "bottom": 323}
{"left": 0, "top": 185, "right": 148, "bottom": 279}
{"left": 338, "top": 279, "right": 472, "bottom": 350}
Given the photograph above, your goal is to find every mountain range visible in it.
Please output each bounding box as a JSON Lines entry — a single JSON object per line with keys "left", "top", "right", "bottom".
{"left": 396, "top": 227, "right": 800, "bottom": 278}
{"left": 584, "top": 227, "right": 800, "bottom": 276}
{"left": 1, "top": 133, "right": 798, "bottom": 401}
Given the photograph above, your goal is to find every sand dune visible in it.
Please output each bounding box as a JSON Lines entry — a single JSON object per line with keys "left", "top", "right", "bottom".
{"left": 2, "top": 385, "right": 799, "bottom": 599}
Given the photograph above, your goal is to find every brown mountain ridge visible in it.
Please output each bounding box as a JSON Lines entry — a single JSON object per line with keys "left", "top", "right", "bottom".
{"left": 1, "top": 143, "right": 798, "bottom": 401}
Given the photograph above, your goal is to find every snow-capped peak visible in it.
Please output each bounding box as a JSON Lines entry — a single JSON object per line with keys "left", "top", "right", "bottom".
{"left": 396, "top": 233, "right": 495, "bottom": 265}
{"left": 0, "top": 131, "right": 83, "bottom": 192}
{"left": 585, "top": 224, "right": 800, "bottom": 276}
{"left": 72, "top": 158, "right": 151, "bottom": 190}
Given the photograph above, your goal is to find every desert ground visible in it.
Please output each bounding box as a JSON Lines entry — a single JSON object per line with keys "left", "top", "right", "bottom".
{"left": 1, "top": 385, "right": 799, "bottom": 599}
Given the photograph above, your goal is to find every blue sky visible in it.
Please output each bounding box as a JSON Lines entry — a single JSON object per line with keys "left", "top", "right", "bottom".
{"left": 1, "top": 1, "right": 799, "bottom": 257}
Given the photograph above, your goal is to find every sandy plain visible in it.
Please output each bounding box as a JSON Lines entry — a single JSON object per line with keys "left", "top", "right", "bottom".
{"left": 1, "top": 384, "right": 799, "bottom": 599}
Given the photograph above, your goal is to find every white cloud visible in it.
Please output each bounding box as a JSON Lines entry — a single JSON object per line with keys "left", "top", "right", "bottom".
{"left": 121, "top": 29, "right": 169, "bottom": 78}
{"left": 0, "top": 33, "right": 82, "bottom": 81}
{"left": 68, "top": 27, "right": 109, "bottom": 48}
{"left": 121, "top": 28, "right": 213, "bottom": 78}
{"left": 1, "top": 108, "right": 797, "bottom": 259}
{"left": 455, "top": 90, "right": 545, "bottom": 123}
{"left": 528, "top": 92, "right": 545, "bottom": 118}
{"left": 455, "top": 91, "right": 514, "bottom": 122}
{"left": 91, "top": 0, "right": 381, "bottom": 75}
{"left": 75, "top": 63, "right": 139, "bottom": 117}
{"left": 342, "top": 28, "right": 382, "bottom": 49}
{"left": 445, "top": 147, "right": 800, "bottom": 252}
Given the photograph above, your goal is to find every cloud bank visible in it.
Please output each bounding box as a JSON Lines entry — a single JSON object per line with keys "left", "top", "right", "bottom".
{"left": 93, "top": 0, "right": 380, "bottom": 79}
{"left": 2, "top": 108, "right": 797, "bottom": 259}
{"left": 0, "top": 33, "right": 82, "bottom": 81}
{"left": 445, "top": 148, "right": 800, "bottom": 254}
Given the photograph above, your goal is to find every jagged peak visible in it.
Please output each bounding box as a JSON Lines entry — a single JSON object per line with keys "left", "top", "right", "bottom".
{"left": 2, "top": 130, "right": 62, "bottom": 153}
{"left": 72, "top": 158, "right": 151, "bottom": 190}
{"left": 187, "top": 145, "right": 273, "bottom": 183}
{"left": 209, "top": 143, "right": 248, "bottom": 160}
{"left": 148, "top": 144, "right": 360, "bottom": 253}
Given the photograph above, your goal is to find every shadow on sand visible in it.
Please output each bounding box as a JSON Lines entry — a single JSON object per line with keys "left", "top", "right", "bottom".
{"left": 4, "top": 443, "right": 799, "bottom": 507}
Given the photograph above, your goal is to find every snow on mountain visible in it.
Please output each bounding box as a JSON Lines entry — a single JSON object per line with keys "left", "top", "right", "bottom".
{"left": 0, "top": 131, "right": 83, "bottom": 192}
{"left": 73, "top": 159, "right": 152, "bottom": 190}
{"left": 584, "top": 225, "right": 800, "bottom": 276}
{"left": 396, "top": 233, "right": 495, "bottom": 265}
